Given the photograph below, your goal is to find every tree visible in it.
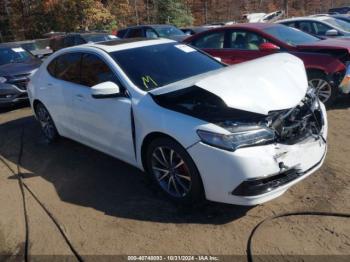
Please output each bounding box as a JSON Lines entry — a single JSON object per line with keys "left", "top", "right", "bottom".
{"left": 81, "top": 0, "right": 114, "bottom": 30}
{"left": 154, "top": 0, "right": 193, "bottom": 26}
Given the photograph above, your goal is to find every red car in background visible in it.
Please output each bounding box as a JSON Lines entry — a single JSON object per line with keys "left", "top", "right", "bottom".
{"left": 184, "top": 23, "right": 350, "bottom": 106}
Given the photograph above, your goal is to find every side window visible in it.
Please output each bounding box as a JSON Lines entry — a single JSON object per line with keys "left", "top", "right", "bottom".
{"left": 117, "top": 29, "right": 128, "bottom": 38}
{"left": 299, "top": 21, "right": 315, "bottom": 35}
{"left": 313, "top": 22, "right": 332, "bottom": 36}
{"left": 228, "top": 30, "right": 268, "bottom": 50}
{"left": 80, "top": 53, "right": 119, "bottom": 87}
{"left": 55, "top": 53, "right": 82, "bottom": 84}
{"left": 191, "top": 31, "right": 225, "bottom": 49}
{"left": 145, "top": 28, "right": 158, "bottom": 38}
{"left": 75, "top": 36, "right": 86, "bottom": 45}
{"left": 283, "top": 22, "right": 297, "bottom": 28}
{"left": 127, "top": 28, "right": 144, "bottom": 38}
{"left": 47, "top": 58, "right": 57, "bottom": 77}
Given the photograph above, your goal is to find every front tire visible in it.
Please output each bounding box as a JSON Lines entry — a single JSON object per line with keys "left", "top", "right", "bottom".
{"left": 35, "top": 102, "right": 59, "bottom": 143}
{"left": 145, "top": 137, "right": 204, "bottom": 205}
{"left": 308, "top": 71, "right": 337, "bottom": 107}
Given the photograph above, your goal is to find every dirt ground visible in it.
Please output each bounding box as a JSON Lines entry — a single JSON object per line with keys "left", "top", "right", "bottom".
{"left": 0, "top": 99, "right": 349, "bottom": 261}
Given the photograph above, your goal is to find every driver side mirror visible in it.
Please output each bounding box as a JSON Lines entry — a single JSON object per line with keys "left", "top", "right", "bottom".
{"left": 259, "top": 42, "right": 280, "bottom": 51}
{"left": 325, "top": 29, "right": 339, "bottom": 36}
{"left": 91, "top": 81, "right": 121, "bottom": 99}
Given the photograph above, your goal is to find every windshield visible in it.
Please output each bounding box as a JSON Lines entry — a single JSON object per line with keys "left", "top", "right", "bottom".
{"left": 82, "top": 34, "right": 114, "bottom": 43}
{"left": 21, "top": 43, "right": 38, "bottom": 51}
{"left": 154, "top": 26, "right": 185, "bottom": 37}
{"left": 264, "top": 25, "right": 320, "bottom": 45}
{"left": 111, "top": 43, "right": 224, "bottom": 90}
{"left": 325, "top": 18, "right": 350, "bottom": 32}
{"left": 0, "top": 47, "right": 33, "bottom": 65}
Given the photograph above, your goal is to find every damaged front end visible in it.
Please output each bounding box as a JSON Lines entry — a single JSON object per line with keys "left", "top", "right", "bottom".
{"left": 267, "top": 88, "right": 325, "bottom": 145}
{"left": 205, "top": 90, "right": 325, "bottom": 151}
{"left": 152, "top": 86, "right": 325, "bottom": 151}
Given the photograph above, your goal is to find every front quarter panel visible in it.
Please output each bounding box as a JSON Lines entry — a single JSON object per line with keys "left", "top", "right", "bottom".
{"left": 133, "top": 94, "right": 224, "bottom": 170}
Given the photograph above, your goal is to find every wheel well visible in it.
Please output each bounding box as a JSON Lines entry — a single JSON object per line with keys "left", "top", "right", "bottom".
{"left": 33, "top": 99, "right": 42, "bottom": 111}
{"left": 306, "top": 68, "right": 327, "bottom": 79}
{"left": 140, "top": 132, "right": 179, "bottom": 172}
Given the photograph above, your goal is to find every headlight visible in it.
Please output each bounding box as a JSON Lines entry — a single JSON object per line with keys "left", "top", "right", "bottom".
{"left": 0, "top": 76, "right": 7, "bottom": 83}
{"left": 197, "top": 126, "right": 275, "bottom": 151}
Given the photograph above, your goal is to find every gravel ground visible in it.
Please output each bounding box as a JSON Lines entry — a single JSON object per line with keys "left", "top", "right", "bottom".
{"left": 0, "top": 99, "right": 349, "bottom": 261}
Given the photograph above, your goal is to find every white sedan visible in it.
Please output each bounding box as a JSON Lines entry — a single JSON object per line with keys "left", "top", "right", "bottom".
{"left": 28, "top": 38, "right": 327, "bottom": 206}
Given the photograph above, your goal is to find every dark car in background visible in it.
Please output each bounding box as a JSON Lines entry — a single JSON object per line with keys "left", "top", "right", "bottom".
{"left": 14, "top": 40, "right": 53, "bottom": 59}
{"left": 329, "top": 14, "right": 350, "bottom": 23}
{"left": 184, "top": 23, "right": 350, "bottom": 106}
{"left": 116, "top": 24, "right": 187, "bottom": 41}
{"left": 49, "top": 32, "right": 117, "bottom": 51}
{"left": 180, "top": 26, "right": 219, "bottom": 36}
{"left": 0, "top": 44, "right": 41, "bottom": 106}
{"left": 329, "top": 6, "right": 350, "bottom": 14}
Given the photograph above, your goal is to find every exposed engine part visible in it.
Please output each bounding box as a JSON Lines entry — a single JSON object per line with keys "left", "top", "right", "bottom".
{"left": 268, "top": 88, "right": 324, "bottom": 144}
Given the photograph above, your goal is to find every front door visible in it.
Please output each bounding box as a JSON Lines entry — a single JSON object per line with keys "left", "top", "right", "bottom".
{"left": 71, "top": 53, "right": 135, "bottom": 164}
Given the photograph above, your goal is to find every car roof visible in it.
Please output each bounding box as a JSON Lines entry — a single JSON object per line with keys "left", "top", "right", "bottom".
{"left": 121, "top": 24, "right": 177, "bottom": 30}
{"left": 85, "top": 38, "right": 175, "bottom": 53}
{"left": 67, "top": 32, "right": 110, "bottom": 36}
{"left": 217, "top": 23, "right": 279, "bottom": 30}
{"left": 279, "top": 16, "right": 335, "bottom": 23}
{"left": 0, "top": 42, "right": 22, "bottom": 49}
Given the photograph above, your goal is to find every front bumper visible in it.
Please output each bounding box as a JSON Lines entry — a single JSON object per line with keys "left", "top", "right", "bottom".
{"left": 0, "top": 83, "right": 28, "bottom": 106}
{"left": 188, "top": 105, "right": 328, "bottom": 206}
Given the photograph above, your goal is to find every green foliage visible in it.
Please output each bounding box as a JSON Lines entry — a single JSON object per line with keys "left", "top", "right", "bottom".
{"left": 154, "top": 0, "right": 193, "bottom": 27}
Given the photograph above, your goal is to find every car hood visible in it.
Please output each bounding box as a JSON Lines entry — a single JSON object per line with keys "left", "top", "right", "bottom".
{"left": 297, "top": 38, "right": 350, "bottom": 52}
{"left": 0, "top": 59, "right": 41, "bottom": 76}
{"left": 150, "top": 53, "right": 308, "bottom": 115}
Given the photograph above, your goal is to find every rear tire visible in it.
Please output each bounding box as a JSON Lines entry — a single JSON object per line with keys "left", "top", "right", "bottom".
{"left": 307, "top": 71, "right": 337, "bottom": 107}
{"left": 145, "top": 137, "right": 204, "bottom": 205}
{"left": 34, "top": 102, "right": 59, "bottom": 143}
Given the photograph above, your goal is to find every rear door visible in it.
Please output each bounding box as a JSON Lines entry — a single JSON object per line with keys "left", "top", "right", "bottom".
{"left": 43, "top": 52, "right": 82, "bottom": 139}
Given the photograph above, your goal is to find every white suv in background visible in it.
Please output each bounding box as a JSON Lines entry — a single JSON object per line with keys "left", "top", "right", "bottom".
{"left": 28, "top": 38, "right": 327, "bottom": 206}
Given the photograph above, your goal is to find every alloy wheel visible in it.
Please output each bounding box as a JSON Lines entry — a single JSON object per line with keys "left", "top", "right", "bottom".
{"left": 151, "top": 146, "right": 192, "bottom": 198}
{"left": 36, "top": 105, "right": 56, "bottom": 140}
{"left": 308, "top": 78, "right": 332, "bottom": 103}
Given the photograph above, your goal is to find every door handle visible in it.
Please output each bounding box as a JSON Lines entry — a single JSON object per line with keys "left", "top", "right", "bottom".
{"left": 47, "top": 83, "right": 53, "bottom": 87}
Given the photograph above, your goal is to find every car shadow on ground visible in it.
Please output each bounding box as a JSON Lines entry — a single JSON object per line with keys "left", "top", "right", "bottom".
{"left": 329, "top": 96, "right": 350, "bottom": 110}
{"left": 0, "top": 102, "right": 30, "bottom": 114}
{"left": 0, "top": 115, "right": 252, "bottom": 225}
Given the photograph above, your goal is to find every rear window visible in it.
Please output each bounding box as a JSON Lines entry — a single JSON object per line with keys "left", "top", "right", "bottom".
{"left": 111, "top": 43, "right": 224, "bottom": 90}
{"left": 154, "top": 26, "right": 185, "bottom": 37}
{"left": 117, "top": 29, "right": 128, "bottom": 38}
{"left": 127, "top": 28, "right": 144, "bottom": 38}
